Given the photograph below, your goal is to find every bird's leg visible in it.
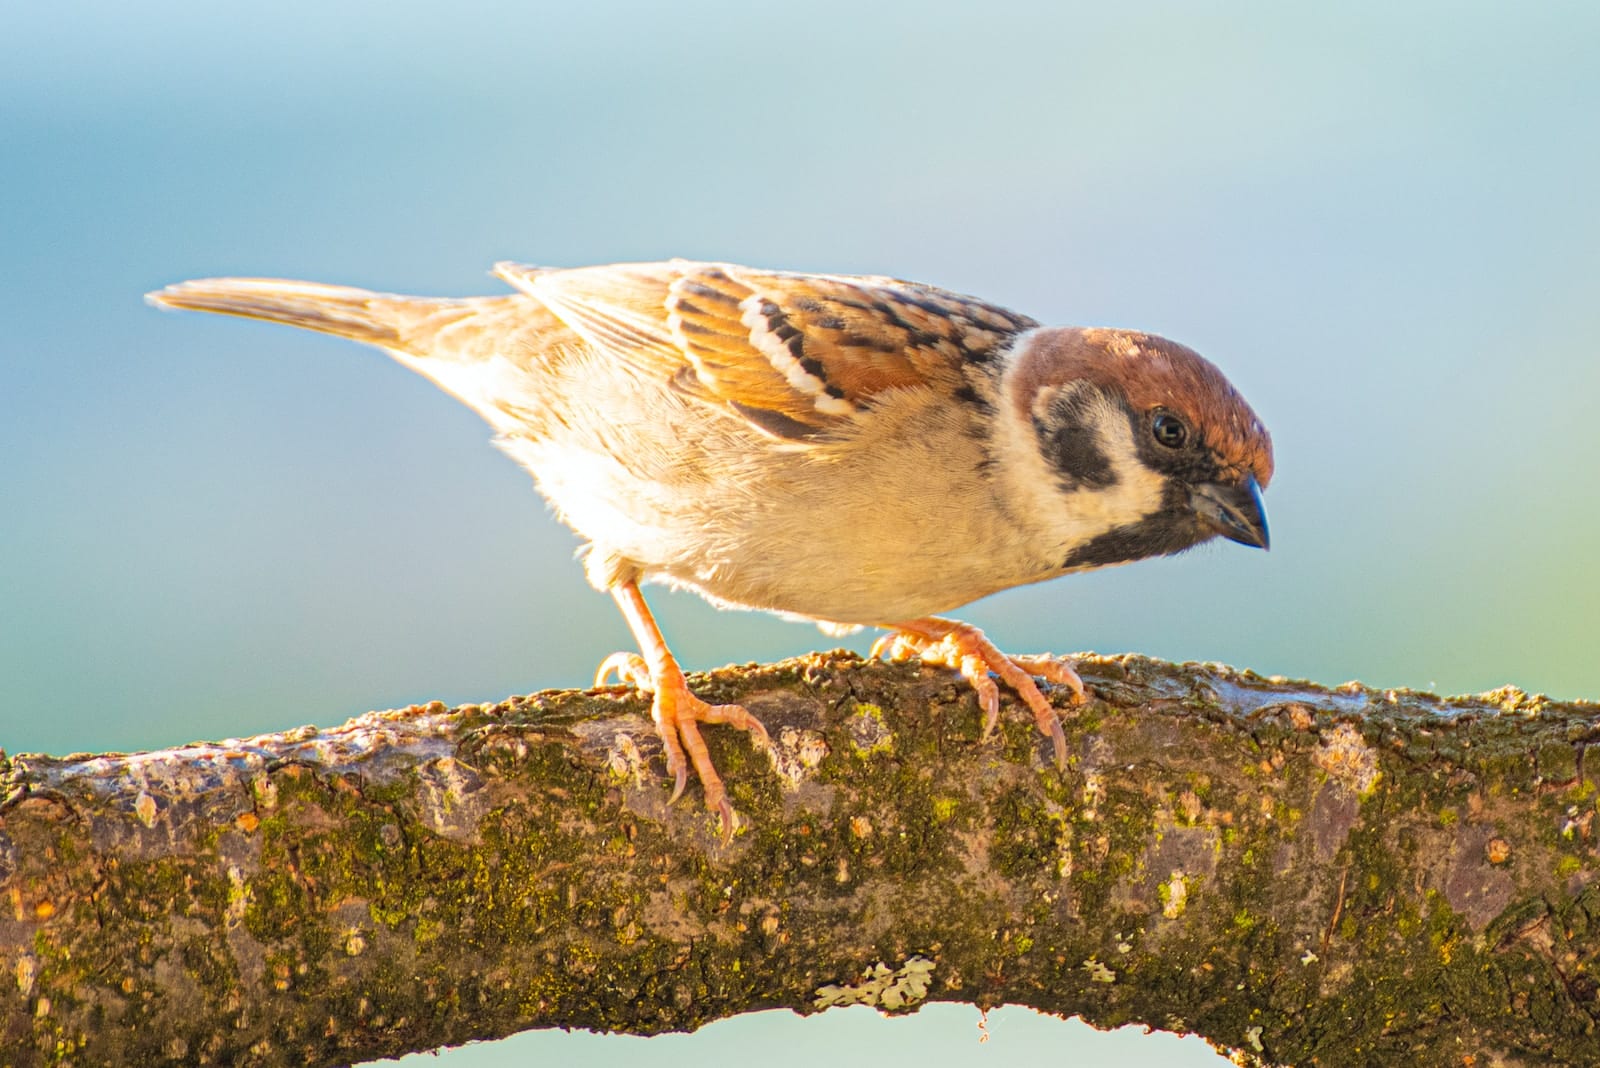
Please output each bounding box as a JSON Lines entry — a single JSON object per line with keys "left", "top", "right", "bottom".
{"left": 871, "top": 616, "right": 1084, "bottom": 767}
{"left": 604, "top": 580, "right": 770, "bottom": 838}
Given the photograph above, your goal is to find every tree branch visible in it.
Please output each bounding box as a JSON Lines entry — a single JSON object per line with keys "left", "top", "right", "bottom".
{"left": 3, "top": 653, "right": 1598, "bottom": 1067}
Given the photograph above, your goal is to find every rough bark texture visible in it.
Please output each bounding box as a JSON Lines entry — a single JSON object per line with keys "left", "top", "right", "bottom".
{"left": 2, "top": 652, "right": 1599, "bottom": 1068}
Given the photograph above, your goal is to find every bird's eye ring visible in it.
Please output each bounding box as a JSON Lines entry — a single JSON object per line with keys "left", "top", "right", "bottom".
{"left": 1151, "top": 411, "right": 1188, "bottom": 449}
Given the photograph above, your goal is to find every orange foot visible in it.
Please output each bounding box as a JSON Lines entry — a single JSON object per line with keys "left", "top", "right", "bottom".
{"left": 871, "top": 616, "right": 1085, "bottom": 767}
{"left": 600, "top": 584, "right": 770, "bottom": 840}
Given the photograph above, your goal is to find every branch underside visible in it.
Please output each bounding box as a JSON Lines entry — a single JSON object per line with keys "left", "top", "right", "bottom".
{"left": 2, "top": 653, "right": 1598, "bottom": 1067}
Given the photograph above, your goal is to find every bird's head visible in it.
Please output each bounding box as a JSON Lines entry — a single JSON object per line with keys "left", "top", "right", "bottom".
{"left": 1002, "top": 326, "right": 1273, "bottom": 572}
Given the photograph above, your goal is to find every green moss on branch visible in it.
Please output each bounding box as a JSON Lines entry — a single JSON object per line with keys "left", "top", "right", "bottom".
{"left": 2, "top": 653, "right": 1598, "bottom": 1067}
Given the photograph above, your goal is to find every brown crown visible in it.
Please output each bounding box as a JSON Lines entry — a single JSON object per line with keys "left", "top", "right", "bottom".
{"left": 1017, "top": 327, "right": 1273, "bottom": 486}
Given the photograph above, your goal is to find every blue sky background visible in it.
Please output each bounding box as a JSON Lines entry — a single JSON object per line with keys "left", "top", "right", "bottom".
{"left": 3, "top": 3, "right": 1598, "bottom": 1064}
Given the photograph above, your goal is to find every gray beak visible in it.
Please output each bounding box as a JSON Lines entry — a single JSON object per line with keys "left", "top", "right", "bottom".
{"left": 1190, "top": 474, "right": 1270, "bottom": 550}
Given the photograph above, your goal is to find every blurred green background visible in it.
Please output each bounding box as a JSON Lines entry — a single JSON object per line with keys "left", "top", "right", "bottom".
{"left": 4, "top": 2, "right": 1597, "bottom": 1064}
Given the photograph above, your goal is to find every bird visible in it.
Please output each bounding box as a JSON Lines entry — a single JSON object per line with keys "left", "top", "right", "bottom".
{"left": 148, "top": 259, "right": 1273, "bottom": 837}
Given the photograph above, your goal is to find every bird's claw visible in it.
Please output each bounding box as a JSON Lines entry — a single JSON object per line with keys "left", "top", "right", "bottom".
{"left": 873, "top": 620, "right": 1082, "bottom": 768}
{"left": 660, "top": 688, "right": 766, "bottom": 843}
{"left": 600, "top": 653, "right": 768, "bottom": 843}
{"left": 595, "top": 652, "right": 654, "bottom": 691}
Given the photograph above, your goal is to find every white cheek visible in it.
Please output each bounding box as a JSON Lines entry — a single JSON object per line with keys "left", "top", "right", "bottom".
{"left": 1058, "top": 423, "right": 1167, "bottom": 538}
{"left": 995, "top": 392, "right": 1167, "bottom": 558}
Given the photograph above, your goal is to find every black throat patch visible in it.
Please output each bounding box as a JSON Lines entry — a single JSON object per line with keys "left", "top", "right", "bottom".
{"left": 1060, "top": 512, "right": 1210, "bottom": 570}
{"left": 1060, "top": 476, "right": 1211, "bottom": 570}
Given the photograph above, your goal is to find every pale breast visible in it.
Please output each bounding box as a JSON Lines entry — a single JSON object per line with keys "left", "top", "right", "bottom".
{"left": 505, "top": 374, "right": 1063, "bottom": 625}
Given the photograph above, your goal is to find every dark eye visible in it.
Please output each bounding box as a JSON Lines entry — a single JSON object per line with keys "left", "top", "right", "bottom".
{"left": 1151, "top": 412, "right": 1188, "bottom": 449}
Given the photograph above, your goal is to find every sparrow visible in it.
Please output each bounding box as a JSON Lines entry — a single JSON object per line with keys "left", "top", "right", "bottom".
{"left": 148, "top": 260, "right": 1272, "bottom": 836}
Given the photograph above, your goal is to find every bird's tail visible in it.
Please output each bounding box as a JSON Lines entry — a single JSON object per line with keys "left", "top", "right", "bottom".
{"left": 145, "top": 278, "right": 425, "bottom": 346}
{"left": 146, "top": 274, "right": 544, "bottom": 365}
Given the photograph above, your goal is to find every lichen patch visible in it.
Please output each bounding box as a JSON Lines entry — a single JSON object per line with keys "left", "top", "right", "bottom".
{"left": 15, "top": 951, "right": 36, "bottom": 996}
{"left": 1082, "top": 957, "right": 1116, "bottom": 983}
{"left": 133, "top": 791, "right": 158, "bottom": 828}
{"left": 1313, "top": 722, "right": 1381, "bottom": 797}
{"left": 1160, "top": 871, "right": 1189, "bottom": 919}
{"left": 844, "top": 704, "right": 894, "bottom": 757}
{"left": 606, "top": 733, "right": 646, "bottom": 785}
{"left": 813, "top": 956, "right": 935, "bottom": 1011}
{"left": 768, "top": 727, "right": 831, "bottom": 789}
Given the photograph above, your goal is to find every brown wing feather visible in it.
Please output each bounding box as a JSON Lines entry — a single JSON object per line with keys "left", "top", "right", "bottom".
{"left": 495, "top": 260, "right": 1038, "bottom": 439}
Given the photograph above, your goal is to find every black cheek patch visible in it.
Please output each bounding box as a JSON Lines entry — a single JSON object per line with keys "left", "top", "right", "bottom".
{"left": 1049, "top": 427, "right": 1115, "bottom": 489}
{"left": 1038, "top": 389, "right": 1120, "bottom": 490}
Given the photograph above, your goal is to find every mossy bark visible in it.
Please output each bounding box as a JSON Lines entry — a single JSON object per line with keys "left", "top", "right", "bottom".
{"left": 2, "top": 652, "right": 1598, "bottom": 1068}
